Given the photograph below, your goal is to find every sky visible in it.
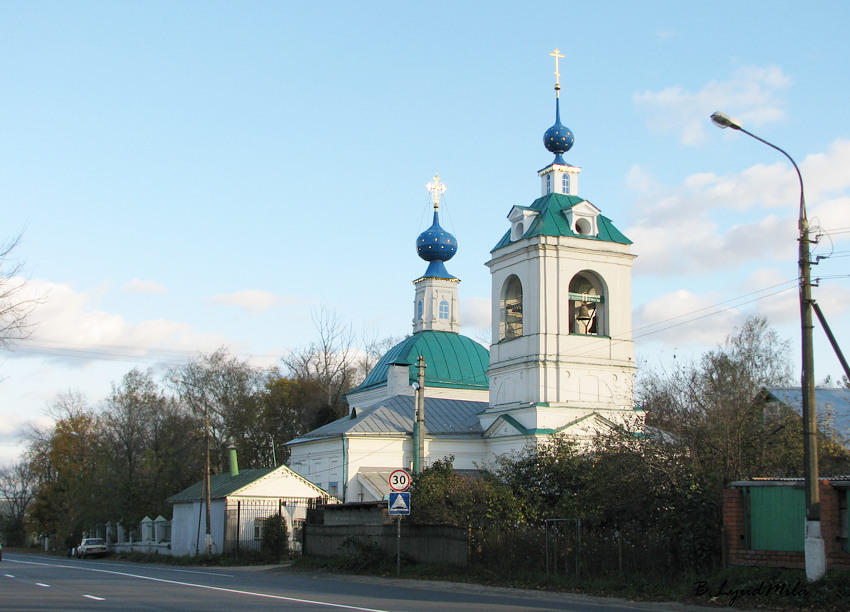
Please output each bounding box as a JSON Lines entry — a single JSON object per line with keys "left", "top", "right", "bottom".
{"left": 2, "top": 1, "right": 850, "bottom": 464}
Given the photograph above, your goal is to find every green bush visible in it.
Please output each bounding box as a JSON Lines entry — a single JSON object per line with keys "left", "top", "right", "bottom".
{"left": 260, "top": 514, "right": 288, "bottom": 562}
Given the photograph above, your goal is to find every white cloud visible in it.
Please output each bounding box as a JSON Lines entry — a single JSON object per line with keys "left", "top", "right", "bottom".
{"left": 634, "top": 289, "right": 746, "bottom": 347}
{"left": 123, "top": 278, "right": 167, "bottom": 294}
{"left": 461, "top": 296, "right": 491, "bottom": 330}
{"left": 209, "top": 290, "right": 293, "bottom": 313}
{"left": 7, "top": 278, "right": 229, "bottom": 366}
{"left": 626, "top": 138, "right": 850, "bottom": 278}
{"left": 634, "top": 65, "right": 791, "bottom": 145}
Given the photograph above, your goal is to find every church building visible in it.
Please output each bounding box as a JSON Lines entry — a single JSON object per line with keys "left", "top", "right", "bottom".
{"left": 286, "top": 52, "right": 639, "bottom": 502}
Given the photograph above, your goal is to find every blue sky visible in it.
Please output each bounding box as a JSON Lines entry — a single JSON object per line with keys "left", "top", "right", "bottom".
{"left": 3, "top": 1, "right": 850, "bottom": 463}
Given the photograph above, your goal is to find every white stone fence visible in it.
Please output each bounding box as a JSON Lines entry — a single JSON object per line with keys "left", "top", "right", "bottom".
{"left": 86, "top": 515, "right": 173, "bottom": 556}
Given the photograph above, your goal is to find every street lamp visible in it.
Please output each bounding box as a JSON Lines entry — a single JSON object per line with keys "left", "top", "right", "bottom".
{"left": 710, "top": 111, "right": 824, "bottom": 580}
{"left": 172, "top": 376, "right": 213, "bottom": 556}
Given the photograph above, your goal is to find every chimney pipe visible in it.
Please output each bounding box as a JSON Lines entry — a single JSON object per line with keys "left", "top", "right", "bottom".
{"left": 228, "top": 445, "right": 239, "bottom": 477}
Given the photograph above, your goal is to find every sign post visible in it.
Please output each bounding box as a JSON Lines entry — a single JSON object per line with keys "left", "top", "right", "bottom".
{"left": 388, "top": 470, "right": 411, "bottom": 574}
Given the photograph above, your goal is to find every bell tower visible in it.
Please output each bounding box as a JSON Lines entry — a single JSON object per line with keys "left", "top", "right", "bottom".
{"left": 483, "top": 50, "right": 637, "bottom": 438}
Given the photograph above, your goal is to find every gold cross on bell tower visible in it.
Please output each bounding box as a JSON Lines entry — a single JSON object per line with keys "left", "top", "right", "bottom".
{"left": 549, "top": 48, "right": 565, "bottom": 96}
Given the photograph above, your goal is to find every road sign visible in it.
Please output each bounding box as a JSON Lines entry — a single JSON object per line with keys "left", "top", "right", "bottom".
{"left": 388, "top": 492, "right": 410, "bottom": 515}
{"left": 389, "top": 469, "right": 411, "bottom": 492}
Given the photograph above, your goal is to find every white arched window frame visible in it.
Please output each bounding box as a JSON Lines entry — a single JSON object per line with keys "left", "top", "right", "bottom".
{"left": 568, "top": 271, "right": 608, "bottom": 336}
{"left": 439, "top": 300, "right": 449, "bottom": 319}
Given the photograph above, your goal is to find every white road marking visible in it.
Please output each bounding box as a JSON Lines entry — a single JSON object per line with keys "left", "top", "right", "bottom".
{"left": 4, "top": 574, "right": 15, "bottom": 578}
{"left": 8, "top": 559, "right": 390, "bottom": 612}
{"left": 83, "top": 595, "right": 106, "bottom": 600}
{"left": 35, "top": 582, "right": 50, "bottom": 587}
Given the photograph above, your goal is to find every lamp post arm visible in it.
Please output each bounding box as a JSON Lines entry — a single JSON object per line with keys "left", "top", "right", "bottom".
{"left": 737, "top": 126, "right": 806, "bottom": 223}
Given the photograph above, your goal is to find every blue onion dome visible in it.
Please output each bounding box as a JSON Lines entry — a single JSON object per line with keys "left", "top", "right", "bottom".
{"left": 417, "top": 211, "right": 457, "bottom": 262}
{"left": 543, "top": 98, "right": 574, "bottom": 162}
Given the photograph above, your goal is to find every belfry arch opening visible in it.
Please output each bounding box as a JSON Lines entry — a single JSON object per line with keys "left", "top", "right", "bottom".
{"left": 569, "top": 271, "right": 607, "bottom": 336}
{"left": 500, "top": 275, "right": 523, "bottom": 341}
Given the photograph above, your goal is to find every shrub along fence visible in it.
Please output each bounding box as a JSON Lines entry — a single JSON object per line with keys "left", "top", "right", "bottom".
{"left": 471, "top": 518, "right": 718, "bottom": 577}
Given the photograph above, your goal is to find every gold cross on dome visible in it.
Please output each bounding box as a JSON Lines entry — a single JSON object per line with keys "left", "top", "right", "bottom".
{"left": 549, "top": 48, "right": 565, "bottom": 94}
{"left": 426, "top": 173, "right": 446, "bottom": 209}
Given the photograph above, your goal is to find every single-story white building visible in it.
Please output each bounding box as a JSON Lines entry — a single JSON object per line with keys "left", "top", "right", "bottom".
{"left": 167, "top": 449, "right": 336, "bottom": 556}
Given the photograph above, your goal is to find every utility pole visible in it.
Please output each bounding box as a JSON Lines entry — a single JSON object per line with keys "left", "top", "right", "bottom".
{"left": 413, "top": 356, "right": 426, "bottom": 474}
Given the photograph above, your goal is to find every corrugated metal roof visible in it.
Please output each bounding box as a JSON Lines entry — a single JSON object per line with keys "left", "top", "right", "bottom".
{"left": 351, "top": 330, "right": 489, "bottom": 394}
{"left": 764, "top": 387, "right": 850, "bottom": 434}
{"left": 287, "top": 395, "right": 486, "bottom": 444}
{"left": 492, "top": 192, "right": 631, "bottom": 251}
{"left": 167, "top": 467, "right": 277, "bottom": 503}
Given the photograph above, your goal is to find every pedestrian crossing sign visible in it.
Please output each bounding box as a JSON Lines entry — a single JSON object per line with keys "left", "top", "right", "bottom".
{"left": 388, "top": 492, "right": 411, "bottom": 515}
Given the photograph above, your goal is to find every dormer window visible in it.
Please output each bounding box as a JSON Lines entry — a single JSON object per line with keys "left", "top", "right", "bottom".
{"left": 563, "top": 200, "right": 601, "bottom": 238}
{"left": 507, "top": 206, "right": 538, "bottom": 243}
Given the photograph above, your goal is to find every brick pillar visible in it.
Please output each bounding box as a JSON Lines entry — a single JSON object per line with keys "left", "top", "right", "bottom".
{"left": 722, "top": 488, "right": 745, "bottom": 565}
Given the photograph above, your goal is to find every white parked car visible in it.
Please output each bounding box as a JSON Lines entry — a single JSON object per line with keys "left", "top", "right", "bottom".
{"left": 76, "top": 538, "right": 108, "bottom": 558}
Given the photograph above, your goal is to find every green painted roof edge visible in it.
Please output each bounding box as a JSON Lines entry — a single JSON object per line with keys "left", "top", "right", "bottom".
{"left": 492, "top": 193, "right": 632, "bottom": 252}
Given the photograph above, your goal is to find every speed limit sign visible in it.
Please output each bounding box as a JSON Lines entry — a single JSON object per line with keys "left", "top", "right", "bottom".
{"left": 389, "top": 469, "right": 411, "bottom": 492}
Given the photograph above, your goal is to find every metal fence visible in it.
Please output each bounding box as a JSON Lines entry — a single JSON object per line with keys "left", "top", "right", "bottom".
{"left": 223, "top": 497, "right": 327, "bottom": 557}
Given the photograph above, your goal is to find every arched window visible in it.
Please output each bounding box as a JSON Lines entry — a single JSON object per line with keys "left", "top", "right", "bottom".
{"left": 512, "top": 222, "right": 524, "bottom": 241}
{"left": 562, "top": 173, "right": 569, "bottom": 193}
{"left": 417, "top": 300, "right": 423, "bottom": 320}
{"left": 500, "top": 275, "right": 523, "bottom": 340}
{"left": 439, "top": 300, "right": 449, "bottom": 319}
{"left": 546, "top": 174, "right": 551, "bottom": 194}
{"left": 568, "top": 271, "right": 606, "bottom": 336}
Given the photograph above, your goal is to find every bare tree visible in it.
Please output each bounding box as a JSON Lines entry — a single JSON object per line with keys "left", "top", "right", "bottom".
{"left": 0, "top": 459, "right": 37, "bottom": 545}
{"left": 282, "top": 307, "right": 358, "bottom": 422}
{"left": 641, "top": 316, "right": 798, "bottom": 489}
{"left": 0, "top": 233, "right": 38, "bottom": 349}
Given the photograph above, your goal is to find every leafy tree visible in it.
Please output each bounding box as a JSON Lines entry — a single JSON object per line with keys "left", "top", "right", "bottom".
{"left": 169, "top": 347, "right": 270, "bottom": 471}
{"left": 409, "top": 457, "right": 523, "bottom": 530}
{"left": 24, "top": 393, "right": 100, "bottom": 544}
{"left": 261, "top": 376, "right": 325, "bottom": 463}
{"left": 494, "top": 435, "right": 590, "bottom": 522}
{"left": 100, "top": 369, "right": 203, "bottom": 520}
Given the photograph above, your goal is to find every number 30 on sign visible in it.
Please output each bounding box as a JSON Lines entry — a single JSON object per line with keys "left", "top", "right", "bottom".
{"left": 389, "top": 469, "right": 411, "bottom": 492}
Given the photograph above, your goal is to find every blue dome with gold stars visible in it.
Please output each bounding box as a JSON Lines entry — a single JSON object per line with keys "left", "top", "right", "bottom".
{"left": 417, "top": 211, "right": 457, "bottom": 263}
{"left": 543, "top": 98, "right": 574, "bottom": 164}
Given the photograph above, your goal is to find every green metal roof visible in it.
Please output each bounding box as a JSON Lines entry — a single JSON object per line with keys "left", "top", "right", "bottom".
{"left": 350, "top": 330, "right": 489, "bottom": 394}
{"left": 492, "top": 193, "right": 631, "bottom": 251}
{"left": 167, "top": 467, "right": 276, "bottom": 503}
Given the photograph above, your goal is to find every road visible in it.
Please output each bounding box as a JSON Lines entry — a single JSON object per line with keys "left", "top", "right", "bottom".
{"left": 0, "top": 552, "right": 704, "bottom": 611}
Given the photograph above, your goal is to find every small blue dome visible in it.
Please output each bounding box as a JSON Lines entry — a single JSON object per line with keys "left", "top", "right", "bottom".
{"left": 543, "top": 98, "right": 574, "bottom": 157}
{"left": 416, "top": 211, "right": 457, "bottom": 263}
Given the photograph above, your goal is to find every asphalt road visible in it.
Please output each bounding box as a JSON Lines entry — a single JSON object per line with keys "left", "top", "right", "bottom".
{"left": 0, "top": 552, "right": 708, "bottom": 611}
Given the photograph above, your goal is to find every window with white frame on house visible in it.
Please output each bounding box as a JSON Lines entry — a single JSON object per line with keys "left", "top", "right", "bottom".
{"left": 439, "top": 300, "right": 449, "bottom": 319}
